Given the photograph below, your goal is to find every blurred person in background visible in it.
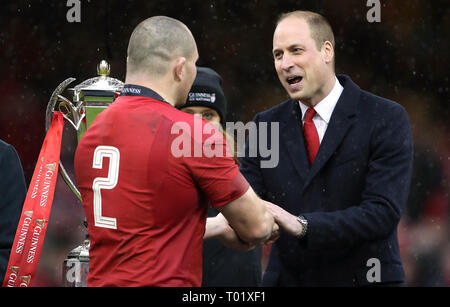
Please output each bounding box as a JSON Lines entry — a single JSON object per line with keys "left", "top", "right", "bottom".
{"left": 179, "top": 66, "right": 264, "bottom": 287}
{"left": 398, "top": 91, "right": 450, "bottom": 286}
{"left": 240, "top": 10, "right": 414, "bottom": 286}
{"left": 0, "top": 139, "right": 27, "bottom": 283}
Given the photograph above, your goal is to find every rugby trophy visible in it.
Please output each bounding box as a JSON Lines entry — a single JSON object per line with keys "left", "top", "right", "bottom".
{"left": 45, "top": 60, "right": 124, "bottom": 287}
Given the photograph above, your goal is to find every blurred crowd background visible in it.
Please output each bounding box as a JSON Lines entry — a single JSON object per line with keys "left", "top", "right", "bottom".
{"left": 0, "top": 0, "right": 448, "bottom": 286}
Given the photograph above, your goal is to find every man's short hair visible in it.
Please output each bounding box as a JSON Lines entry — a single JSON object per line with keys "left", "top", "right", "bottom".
{"left": 277, "top": 11, "right": 335, "bottom": 51}
{"left": 127, "top": 16, "right": 196, "bottom": 77}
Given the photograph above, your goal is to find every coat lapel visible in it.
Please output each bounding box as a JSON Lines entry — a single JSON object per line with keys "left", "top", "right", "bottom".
{"left": 301, "top": 75, "right": 360, "bottom": 192}
{"left": 280, "top": 100, "right": 310, "bottom": 182}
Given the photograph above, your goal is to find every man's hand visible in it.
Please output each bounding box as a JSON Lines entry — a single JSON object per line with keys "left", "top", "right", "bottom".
{"left": 205, "top": 213, "right": 280, "bottom": 251}
{"left": 205, "top": 213, "right": 256, "bottom": 252}
{"left": 265, "top": 221, "right": 280, "bottom": 244}
{"left": 218, "top": 213, "right": 280, "bottom": 250}
{"left": 265, "top": 201, "right": 302, "bottom": 237}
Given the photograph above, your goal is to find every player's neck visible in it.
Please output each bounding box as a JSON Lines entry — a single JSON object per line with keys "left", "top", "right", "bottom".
{"left": 125, "top": 76, "right": 176, "bottom": 107}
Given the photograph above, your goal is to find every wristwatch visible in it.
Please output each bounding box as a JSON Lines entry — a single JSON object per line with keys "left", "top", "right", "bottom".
{"left": 296, "top": 215, "right": 308, "bottom": 238}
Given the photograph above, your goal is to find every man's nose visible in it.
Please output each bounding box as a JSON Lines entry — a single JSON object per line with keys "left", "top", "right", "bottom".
{"left": 281, "top": 54, "right": 294, "bottom": 71}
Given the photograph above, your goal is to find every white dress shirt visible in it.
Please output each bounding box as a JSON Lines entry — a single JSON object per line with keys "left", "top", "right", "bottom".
{"left": 299, "top": 77, "right": 344, "bottom": 144}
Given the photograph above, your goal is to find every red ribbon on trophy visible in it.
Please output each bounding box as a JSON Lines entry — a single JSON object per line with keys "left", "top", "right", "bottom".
{"left": 2, "top": 112, "right": 64, "bottom": 287}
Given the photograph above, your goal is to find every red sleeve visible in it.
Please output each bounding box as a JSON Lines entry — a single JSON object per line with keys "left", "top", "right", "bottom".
{"left": 182, "top": 121, "right": 250, "bottom": 208}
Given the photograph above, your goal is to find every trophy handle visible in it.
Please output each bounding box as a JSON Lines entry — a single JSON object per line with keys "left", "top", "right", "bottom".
{"left": 46, "top": 78, "right": 82, "bottom": 201}
{"left": 46, "top": 78, "right": 76, "bottom": 131}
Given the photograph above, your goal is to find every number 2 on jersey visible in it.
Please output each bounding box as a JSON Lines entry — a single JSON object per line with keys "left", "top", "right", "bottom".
{"left": 92, "top": 146, "right": 120, "bottom": 229}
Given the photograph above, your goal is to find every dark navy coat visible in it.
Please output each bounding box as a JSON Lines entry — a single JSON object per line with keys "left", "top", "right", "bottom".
{"left": 240, "top": 75, "right": 413, "bottom": 286}
{"left": 0, "top": 140, "right": 26, "bottom": 283}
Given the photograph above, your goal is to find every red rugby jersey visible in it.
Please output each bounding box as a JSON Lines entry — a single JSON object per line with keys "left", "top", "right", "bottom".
{"left": 74, "top": 85, "right": 249, "bottom": 287}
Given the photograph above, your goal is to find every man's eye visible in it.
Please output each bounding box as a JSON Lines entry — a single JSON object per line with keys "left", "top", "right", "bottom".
{"left": 273, "top": 52, "right": 282, "bottom": 60}
{"left": 293, "top": 48, "right": 303, "bottom": 53}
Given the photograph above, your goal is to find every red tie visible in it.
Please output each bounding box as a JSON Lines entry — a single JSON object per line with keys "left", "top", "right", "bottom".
{"left": 303, "top": 108, "right": 320, "bottom": 166}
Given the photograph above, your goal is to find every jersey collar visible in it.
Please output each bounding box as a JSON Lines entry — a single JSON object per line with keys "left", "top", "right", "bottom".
{"left": 120, "top": 84, "right": 168, "bottom": 104}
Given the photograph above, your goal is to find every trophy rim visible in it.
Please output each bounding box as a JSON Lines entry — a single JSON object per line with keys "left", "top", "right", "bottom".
{"left": 71, "top": 76, "right": 124, "bottom": 93}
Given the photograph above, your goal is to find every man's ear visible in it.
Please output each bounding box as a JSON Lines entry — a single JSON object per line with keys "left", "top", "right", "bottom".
{"left": 174, "top": 57, "right": 187, "bottom": 81}
{"left": 322, "top": 41, "right": 334, "bottom": 64}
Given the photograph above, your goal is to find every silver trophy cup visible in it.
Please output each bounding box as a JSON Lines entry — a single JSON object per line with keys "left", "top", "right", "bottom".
{"left": 46, "top": 60, "right": 124, "bottom": 286}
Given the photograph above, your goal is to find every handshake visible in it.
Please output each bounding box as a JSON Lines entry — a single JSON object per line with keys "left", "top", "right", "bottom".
{"left": 205, "top": 199, "right": 302, "bottom": 252}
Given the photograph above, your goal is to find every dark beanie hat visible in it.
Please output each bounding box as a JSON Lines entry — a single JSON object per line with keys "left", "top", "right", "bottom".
{"left": 180, "top": 66, "right": 227, "bottom": 126}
